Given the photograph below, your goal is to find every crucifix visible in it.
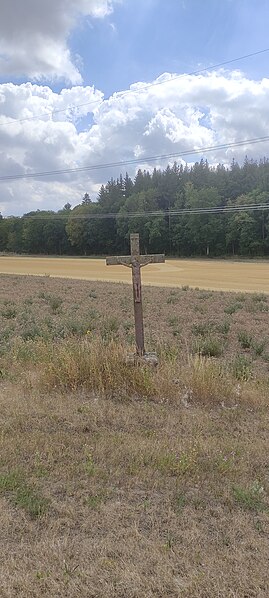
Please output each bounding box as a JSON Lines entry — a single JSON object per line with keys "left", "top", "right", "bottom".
{"left": 106, "top": 233, "right": 165, "bottom": 356}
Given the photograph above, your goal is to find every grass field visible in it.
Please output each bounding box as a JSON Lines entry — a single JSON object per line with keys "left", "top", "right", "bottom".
{"left": 1, "top": 274, "right": 269, "bottom": 597}
{"left": 1, "top": 255, "right": 269, "bottom": 292}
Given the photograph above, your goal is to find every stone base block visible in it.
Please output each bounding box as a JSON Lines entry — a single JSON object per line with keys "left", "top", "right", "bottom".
{"left": 126, "top": 352, "right": 158, "bottom": 367}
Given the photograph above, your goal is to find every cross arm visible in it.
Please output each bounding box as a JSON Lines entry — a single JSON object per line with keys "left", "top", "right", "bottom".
{"left": 140, "top": 254, "right": 165, "bottom": 267}
{"left": 106, "top": 254, "right": 165, "bottom": 267}
{"left": 106, "top": 256, "right": 132, "bottom": 266}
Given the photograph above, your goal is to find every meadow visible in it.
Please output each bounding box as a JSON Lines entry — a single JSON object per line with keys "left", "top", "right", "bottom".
{"left": 0, "top": 274, "right": 269, "bottom": 597}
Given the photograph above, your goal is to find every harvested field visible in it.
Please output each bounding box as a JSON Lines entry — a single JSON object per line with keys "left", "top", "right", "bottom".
{"left": 1, "top": 274, "right": 269, "bottom": 597}
{"left": 0, "top": 255, "right": 269, "bottom": 292}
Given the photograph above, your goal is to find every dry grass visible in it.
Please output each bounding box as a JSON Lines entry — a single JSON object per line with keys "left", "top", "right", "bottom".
{"left": 1, "top": 275, "right": 269, "bottom": 597}
{"left": 2, "top": 255, "right": 269, "bottom": 292}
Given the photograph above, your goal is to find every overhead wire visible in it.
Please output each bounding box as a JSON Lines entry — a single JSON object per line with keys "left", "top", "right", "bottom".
{"left": 15, "top": 203, "right": 269, "bottom": 220}
{"left": 1, "top": 135, "right": 269, "bottom": 182}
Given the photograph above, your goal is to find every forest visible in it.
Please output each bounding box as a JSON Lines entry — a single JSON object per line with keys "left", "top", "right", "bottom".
{"left": 1, "top": 157, "right": 269, "bottom": 257}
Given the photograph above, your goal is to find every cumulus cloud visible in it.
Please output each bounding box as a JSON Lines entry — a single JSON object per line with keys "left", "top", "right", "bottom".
{"left": 1, "top": 70, "right": 269, "bottom": 214}
{"left": 80, "top": 69, "right": 269, "bottom": 169}
{"left": 0, "top": 0, "right": 120, "bottom": 83}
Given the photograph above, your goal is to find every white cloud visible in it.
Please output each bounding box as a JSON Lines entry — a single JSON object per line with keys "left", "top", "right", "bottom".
{"left": 0, "top": 0, "right": 120, "bottom": 83}
{"left": 1, "top": 70, "right": 269, "bottom": 215}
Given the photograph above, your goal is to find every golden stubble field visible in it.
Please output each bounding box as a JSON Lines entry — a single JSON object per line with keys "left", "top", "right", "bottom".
{"left": 1, "top": 274, "right": 269, "bottom": 597}
{"left": 0, "top": 255, "right": 269, "bottom": 292}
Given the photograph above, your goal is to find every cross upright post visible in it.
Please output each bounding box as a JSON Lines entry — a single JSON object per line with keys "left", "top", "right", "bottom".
{"left": 131, "top": 233, "right": 145, "bottom": 355}
{"left": 106, "top": 233, "right": 165, "bottom": 357}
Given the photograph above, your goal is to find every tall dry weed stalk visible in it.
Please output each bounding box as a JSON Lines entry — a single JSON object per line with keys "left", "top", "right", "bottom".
{"left": 39, "top": 338, "right": 158, "bottom": 399}
{"left": 4, "top": 336, "right": 265, "bottom": 407}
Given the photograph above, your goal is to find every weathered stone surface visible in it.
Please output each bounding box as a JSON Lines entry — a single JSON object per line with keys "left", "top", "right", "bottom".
{"left": 126, "top": 352, "right": 158, "bottom": 367}
{"left": 142, "top": 352, "right": 158, "bottom": 367}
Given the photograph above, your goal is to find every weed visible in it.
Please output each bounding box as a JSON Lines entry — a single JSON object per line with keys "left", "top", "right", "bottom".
{"left": 63, "top": 561, "right": 79, "bottom": 576}
{"left": 142, "top": 498, "right": 151, "bottom": 510}
{"left": 215, "top": 453, "right": 236, "bottom": 474}
{"left": 192, "top": 322, "right": 214, "bottom": 336}
{"left": 215, "top": 320, "right": 231, "bottom": 335}
{"left": 252, "top": 293, "right": 267, "bottom": 303}
{"left": 24, "top": 297, "right": 33, "bottom": 306}
{"left": 184, "top": 355, "right": 232, "bottom": 404}
{"left": 34, "top": 452, "right": 49, "bottom": 478}
{"left": 1, "top": 307, "right": 16, "bottom": 319}
{"left": 158, "top": 343, "right": 180, "bottom": 362}
{"left": 168, "top": 316, "right": 179, "bottom": 327}
{"left": 175, "top": 494, "right": 186, "bottom": 512}
{"left": 38, "top": 291, "right": 50, "bottom": 300}
{"left": 238, "top": 330, "right": 253, "bottom": 349}
{"left": 39, "top": 292, "right": 63, "bottom": 313}
{"left": 101, "top": 317, "right": 119, "bottom": 341}
{"left": 123, "top": 320, "right": 133, "bottom": 332}
{"left": 257, "top": 303, "right": 269, "bottom": 312}
{"left": 197, "top": 291, "right": 213, "bottom": 300}
{"left": 167, "top": 294, "right": 179, "bottom": 304}
{"left": 86, "top": 493, "right": 107, "bottom": 509}
{"left": 231, "top": 355, "right": 252, "bottom": 381}
{"left": 0, "top": 326, "right": 15, "bottom": 342}
{"left": 89, "top": 290, "right": 97, "bottom": 299}
{"left": 164, "top": 533, "right": 174, "bottom": 550}
{"left": 21, "top": 325, "right": 41, "bottom": 341}
{"left": 48, "top": 296, "right": 63, "bottom": 313}
{"left": 194, "top": 337, "right": 223, "bottom": 358}
{"left": 194, "top": 305, "right": 206, "bottom": 314}
{"left": 85, "top": 453, "right": 95, "bottom": 476}
{"left": 119, "top": 297, "right": 129, "bottom": 311}
{"left": 252, "top": 340, "right": 266, "bottom": 356}
{"left": 127, "top": 332, "right": 135, "bottom": 345}
{"left": 156, "top": 448, "right": 197, "bottom": 476}
{"left": 0, "top": 471, "right": 49, "bottom": 518}
{"left": 14, "top": 485, "right": 49, "bottom": 518}
{"left": 224, "top": 302, "right": 243, "bottom": 315}
{"left": 233, "top": 481, "right": 266, "bottom": 512}
{"left": 0, "top": 470, "right": 20, "bottom": 491}
{"left": 2, "top": 299, "right": 15, "bottom": 306}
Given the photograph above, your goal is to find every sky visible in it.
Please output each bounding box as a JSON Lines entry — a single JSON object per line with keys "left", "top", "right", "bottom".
{"left": 1, "top": 0, "right": 269, "bottom": 215}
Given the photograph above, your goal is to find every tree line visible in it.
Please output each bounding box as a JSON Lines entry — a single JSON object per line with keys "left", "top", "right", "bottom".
{"left": 1, "top": 157, "right": 269, "bottom": 257}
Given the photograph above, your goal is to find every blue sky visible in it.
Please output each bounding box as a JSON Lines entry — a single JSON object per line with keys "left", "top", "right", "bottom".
{"left": 70, "top": 0, "right": 269, "bottom": 94}
{"left": 1, "top": 0, "right": 269, "bottom": 215}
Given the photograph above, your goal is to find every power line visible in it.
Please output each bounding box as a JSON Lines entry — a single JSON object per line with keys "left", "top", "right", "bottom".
{"left": 1, "top": 134, "right": 269, "bottom": 182}
{"left": 1, "top": 47, "right": 269, "bottom": 127}
{"left": 14, "top": 203, "right": 269, "bottom": 220}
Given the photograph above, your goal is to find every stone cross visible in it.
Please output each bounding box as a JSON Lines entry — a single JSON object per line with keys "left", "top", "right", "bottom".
{"left": 106, "top": 233, "right": 165, "bottom": 356}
